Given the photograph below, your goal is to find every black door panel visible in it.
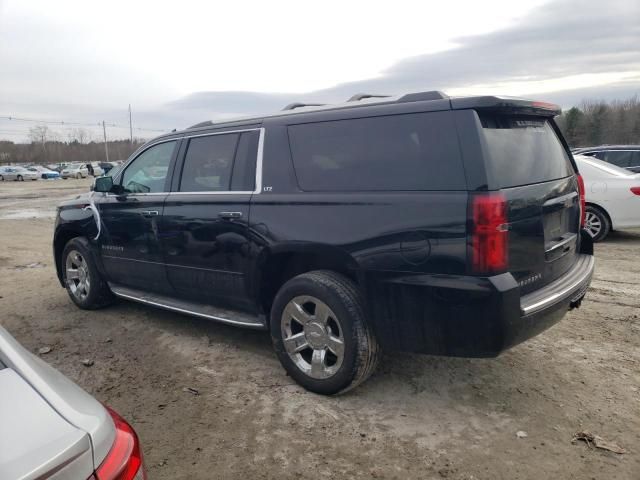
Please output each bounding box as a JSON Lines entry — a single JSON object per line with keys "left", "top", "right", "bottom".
{"left": 99, "top": 194, "right": 170, "bottom": 293}
{"left": 161, "top": 194, "right": 253, "bottom": 310}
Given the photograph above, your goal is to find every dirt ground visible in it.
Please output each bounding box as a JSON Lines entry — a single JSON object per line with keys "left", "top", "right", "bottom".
{"left": 1, "top": 179, "right": 639, "bottom": 480}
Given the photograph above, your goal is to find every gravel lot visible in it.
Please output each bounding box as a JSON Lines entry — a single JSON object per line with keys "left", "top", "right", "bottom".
{"left": 1, "top": 179, "right": 639, "bottom": 479}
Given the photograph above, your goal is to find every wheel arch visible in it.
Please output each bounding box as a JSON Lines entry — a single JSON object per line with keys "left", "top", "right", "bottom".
{"left": 586, "top": 202, "right": 614, "bottom": 230}
{"left": 53, "top": 227, "right": 86, "bottom": 286}
{"left": 252, "top": 243, "right": 360, "bottom": 321}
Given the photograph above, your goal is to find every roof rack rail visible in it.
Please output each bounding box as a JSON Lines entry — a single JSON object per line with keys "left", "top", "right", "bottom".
{"left": 397, "top": 91, "right": 448, "bottom": 103}
{"left": 282, "top": 102, "right": 327, "bottom": 111}
{"left": 347, "top": 93, "right": 391, "bottom": 102}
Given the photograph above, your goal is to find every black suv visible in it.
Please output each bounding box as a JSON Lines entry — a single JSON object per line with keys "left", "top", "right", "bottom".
{"left": 53, "top": 91, "right": 595, "bottom": 394}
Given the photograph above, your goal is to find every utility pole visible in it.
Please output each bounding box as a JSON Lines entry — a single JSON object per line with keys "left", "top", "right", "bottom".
{"left": 128, "top": 104, "right": 133, "bottom": 144}
{"left": 102, "top": 121, "right": 109, "bottom": 162}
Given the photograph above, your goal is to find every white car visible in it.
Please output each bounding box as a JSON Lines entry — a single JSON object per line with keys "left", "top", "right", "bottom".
{"left": 575, "top": 154, "right": 640, "bottom": 241}
{"left": 0, "top": 326, "right": 147, "bottom": 480}
{"left": 0, "top": 166, "right": 39, "bottom": 181}
{"left": 61, "top": 164, "right": 89, "bottom": 179}
{"left": 88, "top": 162, "right": 105, "bottom": 176}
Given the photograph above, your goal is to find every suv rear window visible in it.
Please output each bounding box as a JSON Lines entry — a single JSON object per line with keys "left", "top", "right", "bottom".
{"left": 288, "top": 112, "right": 466, "bottom": 191}
{"left": 479, "top": 115, "right": 574, "bottom": 188}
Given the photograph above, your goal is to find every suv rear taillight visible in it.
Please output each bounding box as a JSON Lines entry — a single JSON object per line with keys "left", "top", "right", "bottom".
{"left": 94, "top": 407, "right": 146, "bottom": 480}
{"left": 631, "top": 187, "right": 640, "bottom": 196}
{"left": 469, "top": 193, "right": 508, "bottom": 274}
{"left": 577, "top": 174, "right": 586, "bottom": 226}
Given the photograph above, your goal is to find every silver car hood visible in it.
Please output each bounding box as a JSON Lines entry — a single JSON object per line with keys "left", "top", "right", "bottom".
{"left": 0, "top": 326, "right": 115, "bottom": 475}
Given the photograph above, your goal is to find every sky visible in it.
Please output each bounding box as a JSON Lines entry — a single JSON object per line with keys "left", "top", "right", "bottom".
{"left": 0, "top": 0, "right": 638, "bottom": 142}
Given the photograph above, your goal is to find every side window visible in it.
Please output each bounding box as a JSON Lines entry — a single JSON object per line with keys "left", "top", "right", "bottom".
{"left": 230, "top": 131, "right": 259, "bottom": 191}
{"left": 288, "top": 112, "right": 466, "bottom": 191}
{"left": 631, "top": 151, "right": 640, "bottom": 168}
{"left": 121, "top": 141, "right": 176, "bottom": 194}
{"left": 179, "top": 134, "right": 239, "bottom": 192}
{"left": 604, "top": 151, "right": 632, "bottom": 168}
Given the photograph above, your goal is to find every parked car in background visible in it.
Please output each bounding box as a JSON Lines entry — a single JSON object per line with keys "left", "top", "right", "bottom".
{"left": 54, "top": 91, "right": 594, "bottom": 394}
{"left": 573, "top": 145, "right": 640, "bottom": 173}
{"left": 61, "top": 163, "right": 89, "bottom": 179}
{"left": 0, "top": 166, "right": 39, "bottom": 181}
{"left": 574, "top": 154, "right": 640, "bottom": 241}
{"left": 86, "top": 162, "right": 105, "bottom": 177}
{"left": 0, "top": 325, "right": 146, "bottom": 480}
{"left": 28, "top": 165, "right": 61, "bottom": 179}
{"left": 99, "top": 161, "right": 122, "bottom": 175}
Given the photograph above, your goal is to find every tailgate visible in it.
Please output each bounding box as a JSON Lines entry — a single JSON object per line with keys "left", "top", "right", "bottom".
{"left": 478, "top": 112, "right": 580, "bottom": 293}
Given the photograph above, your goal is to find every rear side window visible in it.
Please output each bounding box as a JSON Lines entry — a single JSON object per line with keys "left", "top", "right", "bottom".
{"left": 479, "top": 115, "right": 574, "bottom": 188}
{"left": 288, "top": 112, "right": 466, "bottom": 191}
{"left": 230, "top": 131, "right": 259, "bottom": 191}
{"left": 179, "top": 134, "right": 239, "bottom": 192}
{"left": 603, "top": 151, "right": 633, "bottom": 168}
{"left": 179, "top": 131, "right": 259, "bottom": 192}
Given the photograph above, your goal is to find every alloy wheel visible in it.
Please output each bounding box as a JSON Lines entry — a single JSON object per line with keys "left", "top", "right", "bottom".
{"left": 584, "top": 211, "right": 602, "bottom": 238}
{"left": 65, "top": 250, "right": 91, "bottom": 301}
{"left": 281, "top": 295, "right": 345, "bottom": 379}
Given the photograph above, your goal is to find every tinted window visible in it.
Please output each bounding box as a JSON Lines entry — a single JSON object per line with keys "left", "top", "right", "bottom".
{"left": 230, "top": 131, "right": 259, "bottom": 191}
{"left": 631, "top": 151, "right": 640, "bottom": 167}
{"left": 121, "top": 141, "right": 176, "bottom": 193}
{"left": 603, "top": 151, "right": 633, "bottom": 168}
{"left": 179, "top": 134, "right": 239, "bottom": 192}
{"left": 288, "top": 112, "right": 466, "bottom": 191}
{"left": 480, "top": 115, "right": 574, "bottom": 188}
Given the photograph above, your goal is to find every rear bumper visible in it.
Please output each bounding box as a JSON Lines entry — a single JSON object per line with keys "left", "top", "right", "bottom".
{"left": 364, "top": 253, "right": 595, "bottom": 357}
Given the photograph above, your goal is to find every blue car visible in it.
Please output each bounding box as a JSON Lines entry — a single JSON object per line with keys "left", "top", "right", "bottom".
{"left": 28, "top": 166, "right": 60, "bottom": 179}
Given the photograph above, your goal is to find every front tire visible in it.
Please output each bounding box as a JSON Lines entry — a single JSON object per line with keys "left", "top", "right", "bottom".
{"left": 270, "top": 270, "right": 379, "bottom": 395}
{"left": 62, "top": 237, "right": 114, "bottom": 309}
{"left": 585, "top": 206, "right": 611, "bottom": 242}
{"left": 17, "top": 175, "right": 23, "bottom": 181}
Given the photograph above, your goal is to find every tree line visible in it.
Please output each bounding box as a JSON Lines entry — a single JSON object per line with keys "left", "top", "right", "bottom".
{"left": 556, "top": 96, "right": 640, "bottom": 148}
{"left": 0, "top": 125, "right": 146, "bottom": 165}
{"left": 1, "top": 96, "right": 639, "bottom": 165}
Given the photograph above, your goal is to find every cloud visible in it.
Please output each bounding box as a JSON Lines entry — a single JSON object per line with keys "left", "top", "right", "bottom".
{"left": 161, "top": 0, "right": 639, "bottom": 128}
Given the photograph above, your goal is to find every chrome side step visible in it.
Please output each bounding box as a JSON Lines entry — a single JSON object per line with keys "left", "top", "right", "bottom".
{"left": 109, "top": 284, "right": 266, "bottom": 329}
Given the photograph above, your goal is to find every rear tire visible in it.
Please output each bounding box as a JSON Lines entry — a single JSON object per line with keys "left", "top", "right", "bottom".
{"left": 0, "top": 175, "right": 4, "bottom": 181}
{"left": 585, "top": 205, "right": 611, "bottom": 242}
{"left": 62, "top": 237, "right": 114, "bottom": 309}
{"left": 270, "top": 270, "right": 379, "bottom": 395}
{"left": 17, "top": 175, "right": 23, "bottom": 181}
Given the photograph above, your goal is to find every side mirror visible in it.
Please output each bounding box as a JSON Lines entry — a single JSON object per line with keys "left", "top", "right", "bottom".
{"left": 94, "top": 176, "right": 114, "bottom": 193}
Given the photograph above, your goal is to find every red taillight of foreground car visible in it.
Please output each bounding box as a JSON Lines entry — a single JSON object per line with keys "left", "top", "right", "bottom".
{"left": 577, "top": 174, "right": 586, "bottom": 227}
{"left": 631, "top": 187, "right": 640, "bottom": 196}
{"left": 469, "top": 193, "right": 508, "bottom": 274}
{"left": 94, "top": 407, "right": 146, "bottom": 480}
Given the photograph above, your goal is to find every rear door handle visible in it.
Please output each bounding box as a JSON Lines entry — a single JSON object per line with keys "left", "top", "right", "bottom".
{"left": 218, "top": 211, "right": 243, "bottom": 219}
{"left": 141, "top": 210, "right": 159, "bottom": 217}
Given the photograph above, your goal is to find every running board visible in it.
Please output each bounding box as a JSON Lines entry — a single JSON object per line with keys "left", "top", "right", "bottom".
{"left": 109, "top": 284, "right": 266, "bottom": 329}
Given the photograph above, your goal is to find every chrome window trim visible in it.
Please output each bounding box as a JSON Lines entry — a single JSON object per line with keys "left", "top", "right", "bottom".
{"left": 108, "top": 128, "right": 264, "bottom": 197}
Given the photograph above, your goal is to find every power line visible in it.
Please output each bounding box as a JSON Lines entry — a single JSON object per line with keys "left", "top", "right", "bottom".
{"left": 0, "top": 114, "right": 169, "bottom": 133}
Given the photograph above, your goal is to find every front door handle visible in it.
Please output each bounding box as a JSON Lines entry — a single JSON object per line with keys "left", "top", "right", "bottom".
{"left": 141, "top": 210, "right": 159, "bottom": 217}
{"left": 218, "top": 211, "right": 243, "bottom": 219}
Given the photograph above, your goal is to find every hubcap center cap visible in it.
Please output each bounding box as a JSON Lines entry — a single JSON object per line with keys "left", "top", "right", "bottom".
{"left": 305, "top": 322, "right": 327, "bottom": 349}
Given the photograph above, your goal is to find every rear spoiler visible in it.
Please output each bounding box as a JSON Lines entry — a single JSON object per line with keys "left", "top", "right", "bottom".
{"left": 450, "top": 96, "right": 561, "bottom": 117}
